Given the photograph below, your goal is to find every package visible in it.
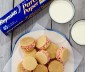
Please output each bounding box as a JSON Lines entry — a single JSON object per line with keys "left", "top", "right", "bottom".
{"left": 0, "top": 0, "right": 52, "bottom": 35}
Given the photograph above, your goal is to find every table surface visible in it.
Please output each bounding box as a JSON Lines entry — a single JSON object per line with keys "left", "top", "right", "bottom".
{"left": 0, "top": 0, "right": 85, "bottom": 72}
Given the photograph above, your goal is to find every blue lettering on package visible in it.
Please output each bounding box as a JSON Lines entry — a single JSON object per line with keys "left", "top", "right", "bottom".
{"left": 0, "top": 0, "right": 49, "bottom": 35}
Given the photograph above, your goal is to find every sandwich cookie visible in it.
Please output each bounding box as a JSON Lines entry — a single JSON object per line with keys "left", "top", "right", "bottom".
{"left": 23, "top": 49, "right": 37, "bottom": 57}
{"left": 56, "top": 47, "right": 69, "bottom": 63}
{"left": 36, "top": 35, "right": 50, "bottom": 50}
{"left": 17, "top": 62, "right": 31, "bottom": 72}
{"left": 22, "top": 56, "right": 38, "bottom": 71}
{"left": 48, "top": 60, "right": 63, "bottom": 72}
{"left": 35, "top": 50, "right": 50, "bottom": 64}
{"left": 33, "top": 64, "right": 48, "bottom": 72}
{"left": 46, "top": 43, "right": 58, "bottom": 59}
{"left": 20, "top": 37, "right": 35, "bottom": 51}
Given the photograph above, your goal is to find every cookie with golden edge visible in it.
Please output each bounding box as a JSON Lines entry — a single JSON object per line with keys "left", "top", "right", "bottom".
{"left": 46, "top": 43, "right": 58, "bottom": 59}
{"left": 22, "top": 56, "right": 38, "bottom": 71}
{"left": 56, "top": 47, "right": 69, "bottom": 63}
{"left": 36, "top": 35, "right": 50, "bottom": 50}
{"left": 22, "top": 49, "right": 37, "bottom": 57}
{"left": 33, "top": 64, "right": 48, "bottom": 72}
{"left": 48, "top": 60, "right": 63, "bottom": 72}
{"left": 20, "top": 37, "right": 35, "bottom": 51}
{"left": 35, "top": 50, "right": 50, "bottom": 64}
{"left": 17, "top": 62, "right": 31, "bottom": 72}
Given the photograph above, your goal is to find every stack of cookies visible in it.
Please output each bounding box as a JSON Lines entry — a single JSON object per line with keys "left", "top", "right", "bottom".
{"left": 17, "top": 35, "right": 69, "bottom": 72}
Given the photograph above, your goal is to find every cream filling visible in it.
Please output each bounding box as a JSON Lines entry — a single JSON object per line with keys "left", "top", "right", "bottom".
{"left": 56, "top": 47, "right": 64, "bottom": 63}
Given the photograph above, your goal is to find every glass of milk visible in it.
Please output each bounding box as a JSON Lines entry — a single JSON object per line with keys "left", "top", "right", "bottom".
{"left": 49, "top": 0, "right": 75, "bottom": 23}
{"left": 71, "top": 20, "right": 85, "bottom": 45}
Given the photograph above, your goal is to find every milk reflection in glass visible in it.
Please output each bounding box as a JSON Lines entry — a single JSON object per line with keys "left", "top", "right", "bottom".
{"left": 49, "top": 0, "right": 75, "bottom": 23}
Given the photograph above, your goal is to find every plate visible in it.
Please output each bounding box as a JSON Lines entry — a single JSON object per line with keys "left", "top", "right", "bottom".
{"left": 12, "top": 30, "right": 74, "bottom": 72}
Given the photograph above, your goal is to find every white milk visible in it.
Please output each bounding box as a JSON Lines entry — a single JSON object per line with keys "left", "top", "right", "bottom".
{"left": 49, "top": 0, "right": 75, "bottom": 23}
{"left": 71, "top": 20, "right": 85, "bottom": 45}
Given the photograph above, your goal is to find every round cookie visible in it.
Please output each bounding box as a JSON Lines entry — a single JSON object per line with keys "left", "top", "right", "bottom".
{"left": 33, "top": 64, "right": 48, "bottom": 72}
{"left": 35, "top": 50, "right": 50, "bottom": 64}
{"left": 23, "top": 49, "right": 37, "bottom": 57}
{"left": 22, "top": 56, "right": 38, "bottom": 71}
{"left": 20, "top": 37, "right": 35, "bottom": 51}
{"left": 46, "top": 43, "right": 58, "bottom": 59}
{"left": 17, "top": 62, "right": 31, "bottom": 72}
{"left": 36, "top": 35, "right": 50, "bottom": 50}
{"left": 56, "top": 47, "right": 69, "bottom": 63}
{"left": 48, "top": 60, "right": 63, "bottom": 72}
